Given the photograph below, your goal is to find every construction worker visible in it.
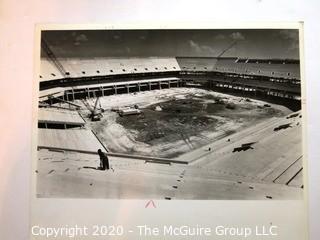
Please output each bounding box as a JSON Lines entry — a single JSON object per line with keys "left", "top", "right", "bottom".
{"left": 97, "top": 149, "right": 109, "bottom": 170}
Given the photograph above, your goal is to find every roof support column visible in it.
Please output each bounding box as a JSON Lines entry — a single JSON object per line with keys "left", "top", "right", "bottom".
{"left": 101, "top": 87, "right": 104, "bottom": 97}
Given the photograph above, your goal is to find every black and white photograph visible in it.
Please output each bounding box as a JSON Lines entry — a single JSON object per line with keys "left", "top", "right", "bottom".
{"left": 36, "top": 28, "right": 303, "bottom": 200}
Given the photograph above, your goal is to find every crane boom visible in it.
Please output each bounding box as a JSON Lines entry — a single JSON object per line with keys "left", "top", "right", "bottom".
{"left": 217, "top": 41, "right": 237, "bottom": 58}
{"left": 41, "top": 38, "right": 68, "bottom": 78}
{"left": 93, "top": 97, "right": 100, "bottom": 113}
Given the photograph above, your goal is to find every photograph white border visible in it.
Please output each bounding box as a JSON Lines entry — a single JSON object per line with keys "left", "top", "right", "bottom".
{"left": 31, "top": 22, "right": 308, "bottom": 240}
{"left": 1, "top": 1, "right": 319, "bottom": 239}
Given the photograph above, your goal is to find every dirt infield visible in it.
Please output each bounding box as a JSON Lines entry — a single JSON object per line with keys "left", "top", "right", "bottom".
{"left": 86, "top": 88, "right": 291, "bottom": 158}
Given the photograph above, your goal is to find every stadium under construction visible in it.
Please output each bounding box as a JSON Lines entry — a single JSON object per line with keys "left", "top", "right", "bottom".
{"left": 36, "top": 36, "right": 303, "bottom": 200}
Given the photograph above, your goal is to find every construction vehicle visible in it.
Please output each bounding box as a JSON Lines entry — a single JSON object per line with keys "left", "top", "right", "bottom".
{"left": 112, "top": 104, "right": 142, "bottom": 117}
{"left": 83, "top": 97, "right": 104, "bottom": 121}
{"left": 91, "top": 97, "right": 104, "bottom": 121}
{"left": 119, "top": 108, "right": 141, "bottom": 117}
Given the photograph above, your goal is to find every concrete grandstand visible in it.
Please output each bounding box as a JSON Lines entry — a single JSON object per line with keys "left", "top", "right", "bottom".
{"left": 36, "top": 38, "right": 303, "bottom": 199}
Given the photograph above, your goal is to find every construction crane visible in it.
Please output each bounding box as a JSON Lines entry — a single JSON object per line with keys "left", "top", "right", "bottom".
{"left": 41, "top": 38, "right": 69, "bottom": 78}
{"left": 84, "top": 97, "right": 104, "bottom": 121}
{"left": 216, "top": 41, "right": 237, "bottom": 58}
{"left": 41, "top": 38, "right": 77, "bottom": 109}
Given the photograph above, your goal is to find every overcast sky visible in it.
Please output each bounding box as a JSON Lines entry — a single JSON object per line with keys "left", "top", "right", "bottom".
{"left": 42, "top": 29, "right": 300, "bottom": 59}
